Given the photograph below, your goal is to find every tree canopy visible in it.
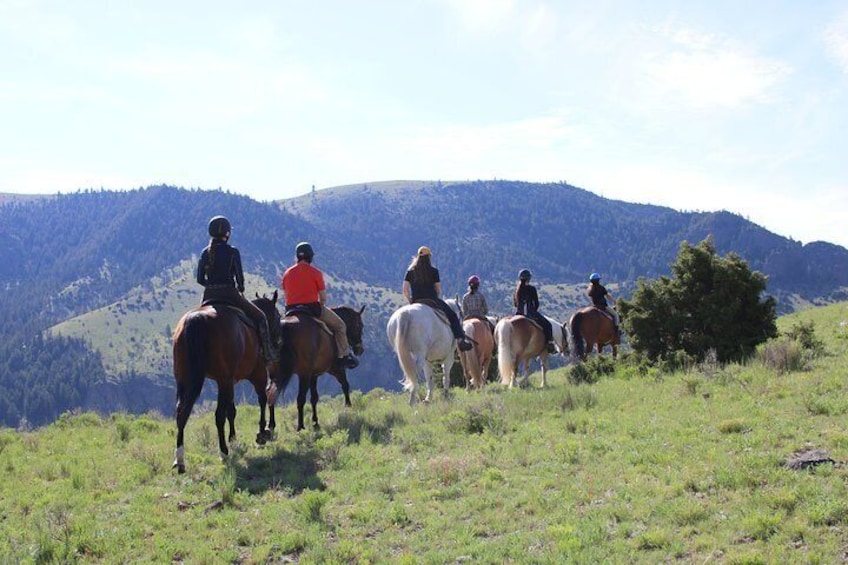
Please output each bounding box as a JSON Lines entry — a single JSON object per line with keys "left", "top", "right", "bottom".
{"left": 619, "top": 238, "right": 777, "bottom": 363}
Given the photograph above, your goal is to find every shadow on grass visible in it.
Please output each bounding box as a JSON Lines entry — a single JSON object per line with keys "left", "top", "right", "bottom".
{"left": 237, "top": 444, "right": 325, "bottom": 495}
{"left": 329, "top": 410, "right": 406, "bottom": 445}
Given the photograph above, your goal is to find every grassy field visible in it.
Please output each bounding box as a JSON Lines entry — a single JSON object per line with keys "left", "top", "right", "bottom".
{"left": 3, "top": 303, "right": 848, "bottom": 563}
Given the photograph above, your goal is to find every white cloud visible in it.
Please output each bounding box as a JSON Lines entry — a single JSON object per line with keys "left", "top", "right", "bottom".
{"left": 640, "top": 24, "right": 792, "bottom": 109}
{"left": 824, "top": 12, "right": 848, "bottom": 73}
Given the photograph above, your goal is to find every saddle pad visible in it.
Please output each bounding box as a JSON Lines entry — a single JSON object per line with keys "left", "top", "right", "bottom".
{"left": 416, "top": 300, "right": 450, "bottom": 326}
{"left": 285, "top": 311, "right": 333, "bottom": 337}
{"left": 202, "top": 302, "right": 255, "bottom": 330}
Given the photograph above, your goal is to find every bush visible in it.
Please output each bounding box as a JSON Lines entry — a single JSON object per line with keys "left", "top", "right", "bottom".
{"left": 756, "top": 338, "right": 807, "bottom": 374}
{"left": 784, "top": 320, "right": 824, "bottom": 356}
{"left": 568, "top": 356, "right": 615, "bottom": 384}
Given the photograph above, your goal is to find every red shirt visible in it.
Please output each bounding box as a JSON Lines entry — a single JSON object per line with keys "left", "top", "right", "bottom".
{"left": 281, "top": 261, "right": 326, "bottom": 305}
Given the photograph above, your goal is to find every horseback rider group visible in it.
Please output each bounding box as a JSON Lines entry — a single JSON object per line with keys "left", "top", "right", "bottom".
{"left": 196, "top": 215, "right": 619, "bottom": 368}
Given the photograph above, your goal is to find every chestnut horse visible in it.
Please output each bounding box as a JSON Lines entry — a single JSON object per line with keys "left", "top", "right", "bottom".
{"left": 267, "top": 306, "right": 365, "bottom": 431}
{"left": 569, "top": 306, "right": 619, "bottom": 360}
{"left": 495, "top": 315, "right": 565, "bottom": 388}
{"left": 459, "top": 317, "right": 494, "bottom": 390}
{"left": 172, "top": 292, "right": 282, "bottom": 474}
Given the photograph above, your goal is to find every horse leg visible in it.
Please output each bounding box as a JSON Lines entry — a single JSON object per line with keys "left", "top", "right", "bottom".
{"left": 422, "top": 362, "right": 434, "bottom": 403}
{"left": 540, "top": 355, "right": 548, "bottom": 388}
{"left": 334, "top": 369, "right": 353, "bottom": 407}
{"left": 228, "top": 402, "right": 237, "bottom": 443}
{"left": 250, "top": 376, "right": 269, "bottom": 444}
{"left": 296, "top": 375, "right": 308, "bottom": 431}
{"left": 216, "top": 384, "right": 235, "bottom": 460}
{"left": 310, "top": 377, "right": 320, "bottom": 430}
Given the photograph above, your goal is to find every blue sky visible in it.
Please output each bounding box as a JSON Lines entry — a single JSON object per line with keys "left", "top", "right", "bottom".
{"left": 2, "top": 0, "right": 847, "bottom": 247}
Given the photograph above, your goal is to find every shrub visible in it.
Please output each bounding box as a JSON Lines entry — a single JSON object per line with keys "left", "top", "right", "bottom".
{"left": 784, "top": 320, "right": 824, "bottom": 356}
{"left": 756, "top": 338, "right": 806, "bottom": 374}
{"left": 568, "top": 356, "right": 615, "bottom": 384}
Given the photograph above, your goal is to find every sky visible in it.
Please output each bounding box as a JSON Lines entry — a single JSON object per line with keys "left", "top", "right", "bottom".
{"left": 1, "top": 0, "right": 847, "bottom": 247}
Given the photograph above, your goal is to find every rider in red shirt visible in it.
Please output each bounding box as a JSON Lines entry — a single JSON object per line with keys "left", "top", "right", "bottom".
{"left": 281, "top": 242, "right": 359, "bottom": 369}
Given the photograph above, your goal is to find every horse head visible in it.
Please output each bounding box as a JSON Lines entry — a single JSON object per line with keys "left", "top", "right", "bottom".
{"left": 252, "top": 291, "right": 282, "bottom": 348}
{"left": 334, "top": 305, "right": 365, "bottom": 356}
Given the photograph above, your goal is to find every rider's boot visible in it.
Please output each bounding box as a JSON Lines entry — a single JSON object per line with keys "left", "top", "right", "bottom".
{"left": 457, "top": 337, "right": 473, "bottom": 352}
{"left": 337, "top": 352, "right": 359, "bottom": 369}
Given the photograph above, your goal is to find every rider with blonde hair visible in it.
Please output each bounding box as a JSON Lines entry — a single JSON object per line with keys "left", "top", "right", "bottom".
{"left": 403, "top": 246, "right": 473, "bottom": 352}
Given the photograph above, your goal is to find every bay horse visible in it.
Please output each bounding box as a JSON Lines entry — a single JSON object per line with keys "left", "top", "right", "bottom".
{"left": 459, "top": 317, "right": 495, "bottom": 390}
{"left": 569, "top": 306, "right": 620, "bottom": 360}
{"left": 387, "top": 303, "right": 456, "bottom": 404}
{"left": 172, "top": 291, "right": 282, "bottom": 474}
{"left": 495, "top": 315, "right": 566, "bottom": 388}
{"left": 267, "top": 306, "right": 365, "bottom": 431}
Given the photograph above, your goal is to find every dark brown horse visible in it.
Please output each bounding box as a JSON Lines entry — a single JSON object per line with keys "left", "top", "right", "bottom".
{"left": 569, "top": 306, "right": 619, "bottom": 360}
{"left": 172, "top": 292, "right": 282, "bottom": 474}
{"left": 268, "top": 306, "right": 365, "bottom": 431}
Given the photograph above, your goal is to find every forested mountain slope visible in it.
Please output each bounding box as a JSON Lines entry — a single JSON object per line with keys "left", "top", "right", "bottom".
{"left": 2, "top": 182, "right": 846, "bottom": 427}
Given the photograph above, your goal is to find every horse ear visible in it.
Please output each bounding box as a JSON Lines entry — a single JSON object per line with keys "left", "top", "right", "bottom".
{"left": 359, "top": 305, "right": 366, "bottom": 315}
{"left": 273, "top": 289, "right": 278, "bottom": 303}
{"left": 255, "top": 292, "right": 260, "bottom": 299}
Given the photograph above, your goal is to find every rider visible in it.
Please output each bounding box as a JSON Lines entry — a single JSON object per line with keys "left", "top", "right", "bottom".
{"left": 281, "top": 242, "right": 359, "bottom": 369}
{"left": 513, "top": 268, "right": 556, "bottom": 353}
{"left": 196, "top": 215, "right": 277, "bottom": 364}
{"left": 588, "top": 272, "right": 620, "bottom": 335}
{"left": 462, "top": 275, "right": 494, "bottom": 333}
{"left": 403, "top": 246, "right": 473, "bottom": 352}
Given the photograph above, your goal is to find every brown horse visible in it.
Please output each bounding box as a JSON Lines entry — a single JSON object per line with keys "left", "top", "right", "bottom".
{"left": 495, "top": 314, "right": 565, "bottom": 388}
{"left": 459, "top": 317, "right": 494, "bottom": 390}
{"left": 569, "top": 306, "right": 619, "bottom": 360}
{"left": 172, "top": 292, "right": 282, "bottom": 474}
{"left": 268, "top": 306, "right": 365, "bottom": 431}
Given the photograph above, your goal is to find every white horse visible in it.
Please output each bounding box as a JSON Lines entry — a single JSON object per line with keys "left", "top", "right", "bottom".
{"left": 386, "top": 303, "right": 456, "bottom": 404}
{"left": 495, "top": 315, "right": 566, "bottom": 388}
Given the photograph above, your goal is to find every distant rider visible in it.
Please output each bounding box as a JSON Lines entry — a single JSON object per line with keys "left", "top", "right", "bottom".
{"left": 462, "top": 275, "right": 494, "bottom": 333}
{"left": 281, "top": 242, "right": 359, "bottom": 369}
{"left": 196, "top": 215, "right": 277, "bottom": 364}
{"left": 403, "top": 246, "right": 473, "bottom": 352}
{"left": 588, "top": 272, "right": 620, "bottom": 335}
{"left": 513, "top": 269, "right": 556, "bottom": 353}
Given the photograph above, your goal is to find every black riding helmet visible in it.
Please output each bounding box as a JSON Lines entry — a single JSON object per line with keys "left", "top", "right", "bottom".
{"left": 296, "top": 241, "right": 315, "bottom": 262}
{"left": 208, "top": 215, "right": 231, "bottom": 238}
{"left": 518, "top": 268, "right": 532, "bottom": 281}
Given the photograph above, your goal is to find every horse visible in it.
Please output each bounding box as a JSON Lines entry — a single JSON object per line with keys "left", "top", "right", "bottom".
{"left": 569, "top": 306, "right": 620, "bottom": 360}
{"left": 459, "top": 317, "right": 495, "bottom": 390}
{"left": 267, "top": 305, "right": 365, "bottom": 431}
{"left": 495, "top": 314, "right": 566, "bottom": 388}
{"left": 387, "top": 302, "right": 457, "bottom": 404}
{"left": 172, "top": 291, "right": 282, "bottom": 474}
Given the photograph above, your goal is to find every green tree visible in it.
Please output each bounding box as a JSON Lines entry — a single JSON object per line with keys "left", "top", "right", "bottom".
{"left": 619, "top": 238, "right": 777, "bottom": 363}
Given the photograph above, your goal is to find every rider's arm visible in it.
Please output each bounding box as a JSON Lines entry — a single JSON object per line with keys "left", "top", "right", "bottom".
{"left": 232, "top": 248, "right": 245, "bottom": 293}
{"left": 434, "top": 281, "right": 442, "bottom": 298}
{"left": 318, "top": 289, "right": 327, "bottom": 307}
{"left": 403, "top": 280, "right": 412, "bottom": 304}
{"left": 606, "top": 290, "right": 617, "bottom": 306}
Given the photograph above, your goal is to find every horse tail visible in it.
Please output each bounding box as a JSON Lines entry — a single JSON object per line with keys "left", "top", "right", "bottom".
{"left": 275, "top": 322, "right": 295, "bottom": 394}
{"left": 177, "top": 312, "right": 207, "bottom": 417}
{"left": 393, "top": 312, "right": 419, "bottom": 391}
{"left": 496, "top": 320, "right": 516, "bottom": 385}
{"left": 462, "top": 323, "right": 483, "bottom": 388}
{"left": 570, "top": 311, "right": 585, "bottom": 359}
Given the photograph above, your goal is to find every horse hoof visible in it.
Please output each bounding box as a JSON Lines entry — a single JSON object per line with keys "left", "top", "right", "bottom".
{"left": 255, "top": 433, "right": 267, "bottom": 445}
{"left": 173, "top": 462, "right": 186, "bottom": 474}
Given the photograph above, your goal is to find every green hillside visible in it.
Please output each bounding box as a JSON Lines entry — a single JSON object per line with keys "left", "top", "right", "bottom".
{"left": 3, "top": 304, "right": 847, "bottom": 563}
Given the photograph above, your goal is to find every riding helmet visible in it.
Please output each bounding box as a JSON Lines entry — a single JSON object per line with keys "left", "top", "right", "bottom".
{"left": 467, "top": 275, "right": 481, "bottom": 286}
{"left": 208, "top": 215, "right": 231, "bottom": 238}
{"left": 296, "top": 242, "right": 315, "bottom": 262}
{"left": 589, "top": 273, "right": 601, "bottom": 282}
{"left": 519, "top": 269, "right": 532, "bottom": 281}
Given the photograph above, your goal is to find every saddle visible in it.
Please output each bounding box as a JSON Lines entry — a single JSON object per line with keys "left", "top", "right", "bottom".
{"left": 591, "top": 306, "right": 615, "bottom": 323}
{"left": 201, "top": 300, "right": 257, "bottom": 331}
{"left": 415, "top": 299, "right": 450, "bottom": 326}
{"left": 284, "top": 308, "right": 333, "bottom": 337}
